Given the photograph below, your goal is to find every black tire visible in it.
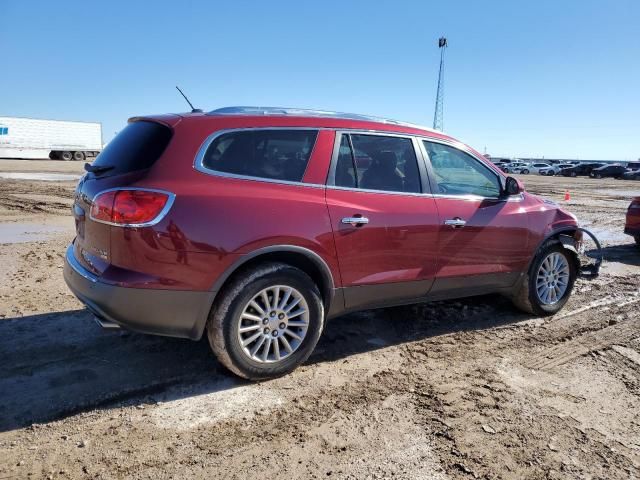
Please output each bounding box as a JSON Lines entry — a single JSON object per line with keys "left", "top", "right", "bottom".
{"left": 60, "top": 151, "right": 72, "bottom": 161}
{"left": 595, "top": 173, "right": 602, "bottom": 179}
{"left": 512, "top": 243, "right": 578, "bottom": 316}
{"left": 522, "top": 169, "right": 529, "bottom": 175}
{"left": 635, "top": 235, "right": 640, "bottom": 248}
{"left": 207, "top": 263, "right": 324, "bottom": 380}
{"left": 571, "top": 171, "right": 577, "bottom": 177}
{"left": 73, "top": 151, "right": 85, "bottom": 161}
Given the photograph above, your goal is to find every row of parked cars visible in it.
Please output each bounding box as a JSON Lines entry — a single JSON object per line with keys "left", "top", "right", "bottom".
{"left": 495, "top": 160, "right": 640, "bottom": 180}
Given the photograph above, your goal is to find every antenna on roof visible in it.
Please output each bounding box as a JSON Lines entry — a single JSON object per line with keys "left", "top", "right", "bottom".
{"left": 175, "top": 86, "right": 202, "bottom": 113}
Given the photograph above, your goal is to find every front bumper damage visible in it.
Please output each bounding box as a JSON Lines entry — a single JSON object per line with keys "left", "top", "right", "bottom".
{"left": 558, "top": 227, "right": 602, "bottom": 278}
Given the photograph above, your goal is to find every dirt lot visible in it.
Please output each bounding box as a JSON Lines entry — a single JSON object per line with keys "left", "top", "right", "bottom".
{"left": 0, "top": 160, "right": 639, "bottom": 479}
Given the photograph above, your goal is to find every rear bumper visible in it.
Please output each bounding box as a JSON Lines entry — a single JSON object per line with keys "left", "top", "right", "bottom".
{"left": 63, "top": 244, "right": 215, "bottom": 340}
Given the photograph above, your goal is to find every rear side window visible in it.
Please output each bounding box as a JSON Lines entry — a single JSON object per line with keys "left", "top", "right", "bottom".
{"left": 201, "top": 129, "right": 318, "bottom": 182}
{"left": 334, "top": 134, "right": 421, "bottom": 193}
{"left": 92, "top": 121, "right": 172, "bottom": 175}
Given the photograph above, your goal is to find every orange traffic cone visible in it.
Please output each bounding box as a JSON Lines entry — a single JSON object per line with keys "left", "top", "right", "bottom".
{"left": 564, "top": 190, "right": 571, "bottom": 201}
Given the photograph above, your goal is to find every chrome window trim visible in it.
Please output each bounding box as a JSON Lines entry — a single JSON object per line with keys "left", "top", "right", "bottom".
{"left": 193, "top": 127, "right": 325, "bottom": 189}
{"left": 327, "top": 130, "right": 429, "bottom": 196}
{"left": 89, "top": 187, "right": 177, "bottom": 228}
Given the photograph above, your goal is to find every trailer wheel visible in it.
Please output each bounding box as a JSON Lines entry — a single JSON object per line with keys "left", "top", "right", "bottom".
{"left": 49, "top": 151, "right": 58, "bottom": 160}
{"left": 73, "top": 151, "right": 85, "bottom": 161}
{"left": 60, "top": 151, "right": 73, "bottom": 161}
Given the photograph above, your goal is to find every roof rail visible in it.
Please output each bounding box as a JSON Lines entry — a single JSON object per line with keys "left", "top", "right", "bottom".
{"left": 207, "top": 106, "right": 439, "bottom": 133}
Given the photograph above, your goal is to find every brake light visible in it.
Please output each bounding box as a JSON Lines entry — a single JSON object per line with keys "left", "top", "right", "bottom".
{"left": 90, "top": 189, "right": 174, "bottom": 226}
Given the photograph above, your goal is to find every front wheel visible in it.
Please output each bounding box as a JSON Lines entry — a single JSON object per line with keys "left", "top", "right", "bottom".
{"left": 635, "top": 235, "right": 640, "bottom": 248}
{"left": 521, "top": 169, "right": 529, "bottom": 175}
{"left": 512, "top": 243, "right": 577, "bottom": 316}
{"left": 571, "top": 171, "right": 577, "bottom": 177}
{"left": 207, "top": 263, "right": 324, "bottom": 380}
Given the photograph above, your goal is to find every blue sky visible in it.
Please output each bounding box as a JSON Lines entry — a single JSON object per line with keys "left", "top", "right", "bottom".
{"left": 1, "top": 0, "right": 638, "bottom": 160}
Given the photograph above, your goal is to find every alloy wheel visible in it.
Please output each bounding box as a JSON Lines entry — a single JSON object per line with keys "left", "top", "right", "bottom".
{"left": 535, "top": 252, "right": 570, "bottom": 305}
{"left": 236, "top": 285, "right": 309, "bottom": 363}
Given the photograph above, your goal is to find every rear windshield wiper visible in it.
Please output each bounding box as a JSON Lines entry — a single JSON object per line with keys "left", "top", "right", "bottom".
{"left": 84, "top": 163, "right": 115, "bottom": 175}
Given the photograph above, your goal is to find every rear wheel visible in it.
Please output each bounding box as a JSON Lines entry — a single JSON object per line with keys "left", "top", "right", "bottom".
{"left": 207, "top": 263, "right": 324, "bottom": 380}
{"left": 521, "top": 169, "right": 529, "bottom": 175}
{"left": 60, "top": 151, "right": 72, "bottom": 161}
{"left": 571, "top": 171, "right": 577, "bottom": 177}
{"left": 595, "top": 173, "right": 603, "bottom": 179}
{"left": 512, "top": 243, "right": 577, "bottom": 316}
{"left": 73, "top": 151, "right": 85, "bottom": 161}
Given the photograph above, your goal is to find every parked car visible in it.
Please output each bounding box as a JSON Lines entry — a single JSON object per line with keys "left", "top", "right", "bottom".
{"left": 560, "top": 163, "right": 605, "bottom": 177}
{"left": 590, "top": 164, "right": 628, "bottom": 179}
{"left": 625, "top": 198, "right": 640, "bottom": 247}
{"left": 539, "top": 163, "right": 574, "bottom": 176}
{"left": 522, "top": 162, "right": 553, "bottom": 175}
{"left": 64, "top": 106, "right": 586, "bottom": 380}
{"left": 621, "top": 169, "right": 640, "bottom": 180}
{"left": 502, "top": 162, "right": 530, "bottom": 174}
{"left": 626, "top": 161, "right": 640, "bottom": 171}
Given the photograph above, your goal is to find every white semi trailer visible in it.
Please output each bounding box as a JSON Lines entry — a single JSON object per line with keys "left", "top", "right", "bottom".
{"left": 0, "top": 116, "right": 102, "bottom": 161}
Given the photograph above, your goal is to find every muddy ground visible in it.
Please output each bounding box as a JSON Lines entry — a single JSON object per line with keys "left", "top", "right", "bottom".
{"left": 0, "top": 160, "right": 638, "bottom": 479}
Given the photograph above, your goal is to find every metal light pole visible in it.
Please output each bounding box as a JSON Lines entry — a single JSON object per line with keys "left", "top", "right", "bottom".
{"left": 433, "top": 37, "right": 447, "bottom": 131}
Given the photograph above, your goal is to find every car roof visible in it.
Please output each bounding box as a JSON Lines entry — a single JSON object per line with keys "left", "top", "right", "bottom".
{"left": 142, "top": 106, "right": 456, "bottom": 142}
{"left": 207, "top": 106, "right": 440, "bottom": 132}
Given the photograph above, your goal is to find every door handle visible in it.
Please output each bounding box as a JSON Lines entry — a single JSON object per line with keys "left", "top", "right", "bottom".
{"left": 341, "top": 216, "right": 369, "bottom": 227}
{"left": 444, "top": 218, "right": 466, "bottom": 227}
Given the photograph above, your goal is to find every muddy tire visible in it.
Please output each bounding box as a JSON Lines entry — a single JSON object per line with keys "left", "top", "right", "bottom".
{"left": 512, "top": 243, "right": 578, "bottom": 316}
{"left": 207, "top": 262, "right": 324, "bottom": 380}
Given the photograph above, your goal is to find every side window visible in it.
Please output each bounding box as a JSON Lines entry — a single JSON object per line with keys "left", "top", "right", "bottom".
{"left": 335, "top": 134, "right": 421, "bottom": 194}
{"left": 335, "top": 135, "right": 357, "bottom": 188}
{"left": 423, "top": 141, "right": 501, "bottom": 198}
{"left": 201, "top": 129, "right": 318, "bottom": 182}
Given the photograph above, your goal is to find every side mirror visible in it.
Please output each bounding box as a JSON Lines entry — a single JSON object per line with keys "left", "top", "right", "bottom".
{"left": 504, "top": 176, "right": 523, "bottom": 196}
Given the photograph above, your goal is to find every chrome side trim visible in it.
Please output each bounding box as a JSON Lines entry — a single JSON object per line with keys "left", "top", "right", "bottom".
{"left": 193, "top": 127, "right": 325, "bottom": 189}
{"left": 65, "top": 244, "right": 97, "bottom": 283}
{"left": 89, "top": 187, "right": 176, "bottom": 228}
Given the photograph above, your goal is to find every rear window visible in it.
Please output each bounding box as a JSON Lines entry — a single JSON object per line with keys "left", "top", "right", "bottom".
{"left": 92, "top": 121, "right": 172, "bottom": 175}
{"left": 201, "top": 129, "right": 318, "bottom": 182}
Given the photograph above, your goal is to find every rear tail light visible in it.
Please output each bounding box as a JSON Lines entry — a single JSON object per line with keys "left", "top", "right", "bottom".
{"left": 90, "top": 189, "right": 174, "bottom": 226}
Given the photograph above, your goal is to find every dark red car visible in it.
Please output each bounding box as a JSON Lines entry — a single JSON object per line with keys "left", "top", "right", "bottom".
{"left": 625, "top": 197, "right": 640, "bottom": 247}
{"left": 64, "top": 107, "right": 584, "bottom": 379}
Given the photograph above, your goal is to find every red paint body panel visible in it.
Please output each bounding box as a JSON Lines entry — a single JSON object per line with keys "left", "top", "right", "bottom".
{"left": 325, "top": 189, "right": 439, "bottom": 289}
{"left": 625, "top": 197, "right": 640, "bottom": 237}
{"left": 433, "top": 197, "right": 531, "bottom": 279}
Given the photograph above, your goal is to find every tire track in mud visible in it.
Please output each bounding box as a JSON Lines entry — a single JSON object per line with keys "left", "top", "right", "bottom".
{"left": 526, "top": 317, "right": 640, "bottom": 370}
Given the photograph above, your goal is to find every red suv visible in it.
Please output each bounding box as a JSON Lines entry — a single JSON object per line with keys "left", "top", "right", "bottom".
{"left": 64, "top": 107, "right": 583, "bottom": 379}
{"left": 625, "top": 197, "right": 640, "bottom": 247}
